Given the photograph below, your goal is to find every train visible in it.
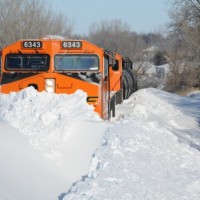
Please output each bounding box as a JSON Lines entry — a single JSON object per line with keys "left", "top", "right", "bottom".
{"left": 0, "top": 35, "right": 137, "bottom": 120}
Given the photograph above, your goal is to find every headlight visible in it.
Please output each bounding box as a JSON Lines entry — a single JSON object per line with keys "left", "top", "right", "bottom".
{"left": 45, "top": 79, "right": 55, "bottom": 93}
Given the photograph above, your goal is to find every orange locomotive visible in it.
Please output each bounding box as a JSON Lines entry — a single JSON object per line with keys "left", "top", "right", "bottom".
{"left": 0, "top": 36, "right": 137, "bottom": 119}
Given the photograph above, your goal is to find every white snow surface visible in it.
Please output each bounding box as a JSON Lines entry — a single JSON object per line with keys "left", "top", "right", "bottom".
{"left": 0, "top": 87, "right": 200, "bottom": 200}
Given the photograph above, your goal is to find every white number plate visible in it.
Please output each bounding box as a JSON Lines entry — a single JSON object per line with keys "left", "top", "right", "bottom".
{"left": 22, "top": 41, "right": 42, "bottom": 48}
{"left": 62, "top": 41, "right": 82, "bottom": 49}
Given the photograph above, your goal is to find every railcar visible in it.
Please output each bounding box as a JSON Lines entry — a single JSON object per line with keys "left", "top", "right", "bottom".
{"left": 0, "top": 36, "right": 137, "bottom": 119}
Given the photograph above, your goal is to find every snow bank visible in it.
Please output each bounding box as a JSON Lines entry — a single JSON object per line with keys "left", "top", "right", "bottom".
{"left": 0, "top": 122, "right": 69, "bottom": 200}
{"left": 65, "top": 89, "right": 200, "bottom": 200}
{"left": 0, "top": 87, "right": 200, "bottom": 200}
{"left": 0, "top": 87, "right": 108, "bottom": 200}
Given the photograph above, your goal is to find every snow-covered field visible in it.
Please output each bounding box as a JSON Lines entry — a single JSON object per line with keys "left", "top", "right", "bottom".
{"left": 0, "top": 87, "right": 200, "bottom": 200}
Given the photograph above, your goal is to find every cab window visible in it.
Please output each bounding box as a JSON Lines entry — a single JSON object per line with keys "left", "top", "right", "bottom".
{"left": 55, "top": 55, "right": 99, "bottom": 71}
{"left": 5, "top": 54, "right": 50, "bottom": 71}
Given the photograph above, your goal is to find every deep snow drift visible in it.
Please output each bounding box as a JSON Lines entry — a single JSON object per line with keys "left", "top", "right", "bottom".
{"left": 0, "top": 88, "right": 108, "bottom": 200}
{"left": 0, "top": 87, "right": 200, "bottom": 200}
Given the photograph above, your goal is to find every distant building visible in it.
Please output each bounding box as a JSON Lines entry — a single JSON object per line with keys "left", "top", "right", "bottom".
{"left": 156, "top": 66, "right": 165, "bottom": 78}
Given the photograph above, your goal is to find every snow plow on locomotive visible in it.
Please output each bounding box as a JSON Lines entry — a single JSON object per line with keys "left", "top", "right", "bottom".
{"left": 0, "top": 36, "right": 137, "bottom": 119}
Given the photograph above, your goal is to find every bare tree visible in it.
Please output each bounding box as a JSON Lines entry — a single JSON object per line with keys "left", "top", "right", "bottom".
{"left": 88, "top": 19, "right": 147, "bottom": 59}
{"left": 165, "top": 60, "right": 200, "bottom": 92}
{"left": 169, "top": 0, "right": 200, "bottom": 60}
{"left": 164, "top": 38, "right": 200, "bottom": 92}
{"left": 88, "top": 19, "right": 171, "bottom": 89}
{"left": 164, "top": 0, "right": 200, "bottom": 92}
{"left": 88, "top": 19, "right": 150, "bottom": 86}
{"left": 0, "top": 0, "right": 73, "bottom": 48}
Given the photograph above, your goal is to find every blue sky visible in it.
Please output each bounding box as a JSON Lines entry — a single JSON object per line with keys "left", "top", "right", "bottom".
{"left": 49, "top": 0, "right": 169, "bottom": 35}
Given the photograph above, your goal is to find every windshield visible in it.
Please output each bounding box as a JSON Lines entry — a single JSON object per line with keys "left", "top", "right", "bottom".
{"left": 55, "top": 55, "right": 99, "bottom": 71}
{"left": 5, "top": 54, "right": 50, "bottom": 71}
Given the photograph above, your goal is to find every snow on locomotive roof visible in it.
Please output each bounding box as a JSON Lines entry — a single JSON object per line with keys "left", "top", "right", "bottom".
{"left": 41, "top": 35, "right": 68, "bottom": 40}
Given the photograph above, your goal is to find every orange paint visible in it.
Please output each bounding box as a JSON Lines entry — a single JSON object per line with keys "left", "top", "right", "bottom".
{"left": 0, "top": 36, "right": 135, "bottom": 119}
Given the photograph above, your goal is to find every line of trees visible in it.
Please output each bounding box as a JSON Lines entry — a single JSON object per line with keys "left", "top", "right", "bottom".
{"left": 0, "top": 0, "right": 73, "bottom": 47}
{"left": 163, "top": 0, "right": 200, "bottom": 92}
{"left": 86, "top": 20, "right": 166, "bottom": 88}
{"left": 0, "top": 0, "right": 199, "bottom": 93}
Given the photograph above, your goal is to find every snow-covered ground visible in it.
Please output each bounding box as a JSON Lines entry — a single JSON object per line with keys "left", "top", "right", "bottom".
{"left": 0, "top": 87, "right": 200, "bottom": 200}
